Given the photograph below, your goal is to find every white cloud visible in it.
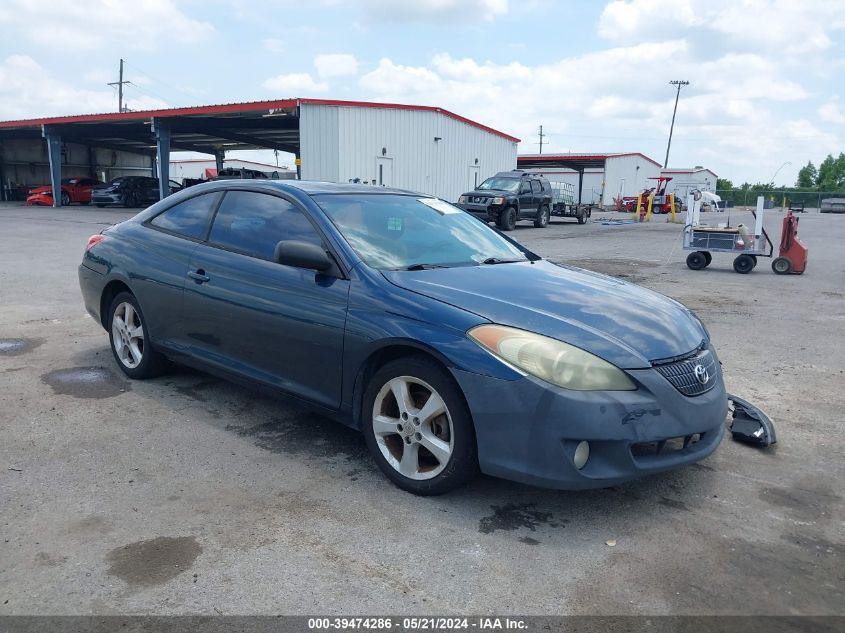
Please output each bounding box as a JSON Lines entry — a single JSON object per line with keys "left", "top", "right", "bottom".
{"left": 357, "top": 0, "right": 507, "bottom": 22}
{"left": 314, "top": 54, "right": 359, "bottom": 78}
{"left": 0, "top": 0, "right": 214, "bottom": 51}
{"left": 263, "top": 38, "right": 286, "bottom": 53}
{"left": 359, "top": 38, "right": 839, "bottom": 182}
{"left": 262, "top": 73, "right": 329, "bottom": 94}
{"left": 0, "top": 55, "right": 168, "bottom": 120}
{"left": 819, "top": 99, "right": 845, "bottom": 125}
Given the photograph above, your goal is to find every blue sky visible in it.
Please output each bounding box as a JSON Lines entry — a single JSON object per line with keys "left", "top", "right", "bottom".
{"left": 1, "top": 0, "right": 843, "bottom": 185}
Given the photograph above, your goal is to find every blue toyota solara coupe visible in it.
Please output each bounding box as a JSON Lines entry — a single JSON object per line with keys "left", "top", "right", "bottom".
{"left": 79, "top": 180, "right": 727, "bottom": 495}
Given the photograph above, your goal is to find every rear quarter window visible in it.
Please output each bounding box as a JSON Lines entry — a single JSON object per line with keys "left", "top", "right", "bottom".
{"left": 148, "top": 192, "right": 221, "bottom": 240}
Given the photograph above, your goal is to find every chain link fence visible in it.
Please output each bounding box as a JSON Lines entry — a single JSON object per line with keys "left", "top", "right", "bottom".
{"left": 715, "top": 189, "right": 845, "bottom": 209}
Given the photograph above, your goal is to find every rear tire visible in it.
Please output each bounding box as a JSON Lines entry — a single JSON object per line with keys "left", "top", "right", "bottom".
{"left": 497, "top": 206, "right": 517, "bottom": 231}
{"left": 577, "top": 213, "right": 586, "bottom": 224}
{"left": 96, "top": 204, "right": 106, "bottom": 208}
{"left": 534, "top": 205, "right": 550, "bottom": 228}
{"left": 686, "top": 251, "right": 708, "bottom": 270}
{"left": 362, "top": 355, "right": 478, "bottom": 495}
{"left": 733, "top": 254, "right": 755, "bottom": 274}
{"left": 107, "top": 292, "right": 167, "bottom": 379}
{"left": 703, "top": 252, "right": 712, "bottom": 266}
{"left": 772, "top": 256, "right": 792, "bottom": 275}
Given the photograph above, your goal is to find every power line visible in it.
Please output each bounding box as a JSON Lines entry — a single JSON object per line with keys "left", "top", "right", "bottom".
{"left": 122, "top": 59, "right": 197, "bottom": 101}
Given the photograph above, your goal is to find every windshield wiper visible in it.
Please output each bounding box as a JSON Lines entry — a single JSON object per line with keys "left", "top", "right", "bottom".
{"left": 403, "top": 263, "right": 450, "bottom": 271}
{"left": 481, "top": 257, "right": 525, "bottom": 265}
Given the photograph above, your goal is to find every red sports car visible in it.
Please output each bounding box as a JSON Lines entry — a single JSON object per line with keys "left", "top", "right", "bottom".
{"left": 26, "top": 177, "right": 103, "bottom": 206}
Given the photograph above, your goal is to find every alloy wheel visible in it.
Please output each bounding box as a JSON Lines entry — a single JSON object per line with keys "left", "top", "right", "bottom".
{"left": 111, "top": 301, "right": 145, "bottom": 368}
{"left": 371, "top": 376, "right": 454, "bottom": 480}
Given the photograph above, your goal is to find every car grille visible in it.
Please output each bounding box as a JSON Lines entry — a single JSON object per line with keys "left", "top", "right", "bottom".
{"left": 653, "top": 347, "right": 718, "bottom": 397}
{"left": 631, "top": 433, "right": 702, "bottom": 457}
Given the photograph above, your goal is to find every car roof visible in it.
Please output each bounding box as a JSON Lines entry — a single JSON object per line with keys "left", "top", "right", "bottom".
{"left": 187, "top": 179, "right": 424, "bottom": 197}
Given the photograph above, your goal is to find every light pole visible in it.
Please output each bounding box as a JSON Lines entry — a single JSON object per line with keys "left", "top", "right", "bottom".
{"left": 768, "top": 161, "right": 791, "bottom": 188}
{"left": 664, "top": 80, "right": 689, "bottom": 168}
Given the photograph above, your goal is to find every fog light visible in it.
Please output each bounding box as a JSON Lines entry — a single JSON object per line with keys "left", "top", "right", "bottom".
{"left": 573, "top": 441, "right": 590, "bottom": 470}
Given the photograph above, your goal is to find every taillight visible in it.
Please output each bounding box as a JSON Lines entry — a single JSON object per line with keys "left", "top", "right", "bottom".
{"left": 86, "top": 234, "right": 107, "bottom": 251}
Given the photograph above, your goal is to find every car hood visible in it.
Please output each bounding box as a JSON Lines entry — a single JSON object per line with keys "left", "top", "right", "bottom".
{"left": 28, "top": 186, "right": 54, "bottom": 195}
{"left": 462, "top": 189, "right": 514, "bottom": 198}
{"left": 381, "top": 260, "right": 706, "bottom": 369}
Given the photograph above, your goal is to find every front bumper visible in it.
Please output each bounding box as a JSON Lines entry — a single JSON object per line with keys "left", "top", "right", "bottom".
{"left": 456, "top": 203, "right": 503, "bottom": 219}
{"left": 91, "top": 191, "right": 122, "bottom": 205}
{"left": 451, "top": 360, "right": 727, "bottom": 490}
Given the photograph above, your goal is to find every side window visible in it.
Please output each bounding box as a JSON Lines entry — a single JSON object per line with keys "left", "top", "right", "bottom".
{"left": 520, "top": 181, "right": 531, "bottom": 194}
{"left": 149, "top": 193, "right": 220, "bottom": 240}
{"left": 530, "top": 180, "right": 541, "bottom": 194}
{"left": 208, "top": 191, "right": 323, "bottom": 261}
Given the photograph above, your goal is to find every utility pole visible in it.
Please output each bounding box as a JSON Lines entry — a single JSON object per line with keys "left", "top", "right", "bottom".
{"left": 537, "top": 125, "right": 546, "bottom": 155}
{"left": 664, "top": 80, "right": 689, "bottom": 168}
{"left": 107, "top": 59, "right": 130, "bottom": 113}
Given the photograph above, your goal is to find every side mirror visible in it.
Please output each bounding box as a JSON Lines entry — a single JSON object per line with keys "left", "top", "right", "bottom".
{"left": 274, "top": 240, "right": 333, "bottom": 272}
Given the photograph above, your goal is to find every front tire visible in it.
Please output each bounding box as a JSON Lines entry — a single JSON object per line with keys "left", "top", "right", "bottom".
{"left": 60, "top": 191, "right": 71, "bottom": 206}
{"left": 686, "top": 251, "right": 708, "bottom": 270}
{"left": 733, "top": 254, "right": 755, "bottom": 274}
{"left": 772, "top": 256, "right": 792, "bottom": 274}
{"left": 362, "top": 356, "right": 478, "bottom": 495}
{"left": 497, "top": 206, "right": 517, "bottom": 231}
{"left": 123, "top": 191, "right": 139, "bottom": 208}
{"left": 108, "top": 292, "right": 166, "bottom": 379}
{"left": 534, "top": 205, "right": 550, "bottom": 228}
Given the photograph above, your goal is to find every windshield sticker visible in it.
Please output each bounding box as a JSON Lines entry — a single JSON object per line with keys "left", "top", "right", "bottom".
{"left": 418, "top": 198, "right": 462, "bottom": 215}
{"left": 387, "top": 217, "right": 403, "bottom": 231}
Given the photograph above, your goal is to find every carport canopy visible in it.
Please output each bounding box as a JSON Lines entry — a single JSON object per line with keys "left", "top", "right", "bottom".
{"left": 0, "top": 99, "right": 302, "bottom": 206}
{"left": 517, "top": 154, "right": 614, "bottom": 204}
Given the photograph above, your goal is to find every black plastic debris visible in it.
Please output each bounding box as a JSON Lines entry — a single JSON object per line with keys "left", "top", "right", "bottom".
{"left": 727, "top": 393, "right": 777, "bottom": 447}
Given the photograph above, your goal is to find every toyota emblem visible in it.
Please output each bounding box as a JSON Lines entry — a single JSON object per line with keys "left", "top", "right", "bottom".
{"left": 693, "top": 364, "right": 710, "bottom": 385}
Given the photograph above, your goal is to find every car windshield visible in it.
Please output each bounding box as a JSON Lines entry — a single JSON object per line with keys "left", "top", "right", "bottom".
{"left": 109, "top": 177, "right": 127, "bottom": 185}
{"left": 476, "top": 177, "right": 520, "bottom": 193}
{"left": 315, "top": 194, "right": 530, "bottom": 270}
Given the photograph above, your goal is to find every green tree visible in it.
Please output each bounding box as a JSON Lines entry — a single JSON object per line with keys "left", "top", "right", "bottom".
{"left": 716, "top": 177, "right": 733, "bottom": 190}
{"left": 816, "top": 153, "right": 845, "bottom": 190}
{"left": 796, "top": 161, "right": 817, "bottom": 188}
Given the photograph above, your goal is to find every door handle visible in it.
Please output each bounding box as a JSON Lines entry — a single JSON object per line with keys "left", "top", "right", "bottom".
{"left": 188, "top": 269, "right": 210, "bottom": 284}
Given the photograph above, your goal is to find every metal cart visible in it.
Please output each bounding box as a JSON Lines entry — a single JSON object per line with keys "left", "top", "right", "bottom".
{"left": 683, "top": 194, "right": 773, "bottom": 274}
{"left": 550, "top": 182, "right": 590, "bottom": 224}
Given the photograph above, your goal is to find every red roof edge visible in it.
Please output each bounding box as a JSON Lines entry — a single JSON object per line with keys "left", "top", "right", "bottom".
{"left": 299, "top": 98, "right": 520, "bottom": 143}
{"left": 0, "top": 99, "right": 300, "bottom": 129}
{"left": 518, "top": 152, "right": 662, "bottom": 167}
{"left": 0, "top": 97, "right": 520, "bottom": 143}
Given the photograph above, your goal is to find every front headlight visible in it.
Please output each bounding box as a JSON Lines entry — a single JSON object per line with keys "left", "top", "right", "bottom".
{"left": 492, "top": 196, "right": 504, "bottom": 205}
{"left": 468, "top": 324, "right": 636, "bottom": 391}
{"left": 458, "top": 195, "right": 467, "bottom": 204}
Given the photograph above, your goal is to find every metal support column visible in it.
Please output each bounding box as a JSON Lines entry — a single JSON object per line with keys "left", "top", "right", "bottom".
{"left": 87, "top": 146, "right": 97, "bottom": 179}
{"left": 214, "top": 150, "right": 225, "bottom": 175}
{"left": 42, "top": 126, "right": 63, "bottom": 208}
{"left": 577, "top": 169, "right": 584, "bottom": 205}
{"left": 152, "top": 118, "right": 171, "bottom": 200}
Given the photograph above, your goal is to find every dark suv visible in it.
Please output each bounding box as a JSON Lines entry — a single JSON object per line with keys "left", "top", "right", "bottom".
{"left": 456, "top": 170, "right": 553, "bottom": 230}
{"left": 91, "top": 176, "right": 182, "bottom": 208}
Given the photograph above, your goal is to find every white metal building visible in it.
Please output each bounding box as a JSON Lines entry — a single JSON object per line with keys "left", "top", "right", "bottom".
{"left": 517, "top": 152, "right": 662, "bottom": 207}
{"left": 660, "top": 167, "right": 718, "bottom": 201}
{"left": 0, "top": 98, "right": 518, "bottom": 205}
{"left": 299, "top": 101, "right": 519, "bottom": 202}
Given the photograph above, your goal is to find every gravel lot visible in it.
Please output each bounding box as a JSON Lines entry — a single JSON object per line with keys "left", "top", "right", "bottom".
{"left": 0, "top": 201, "right": 842, "bottom": 616}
